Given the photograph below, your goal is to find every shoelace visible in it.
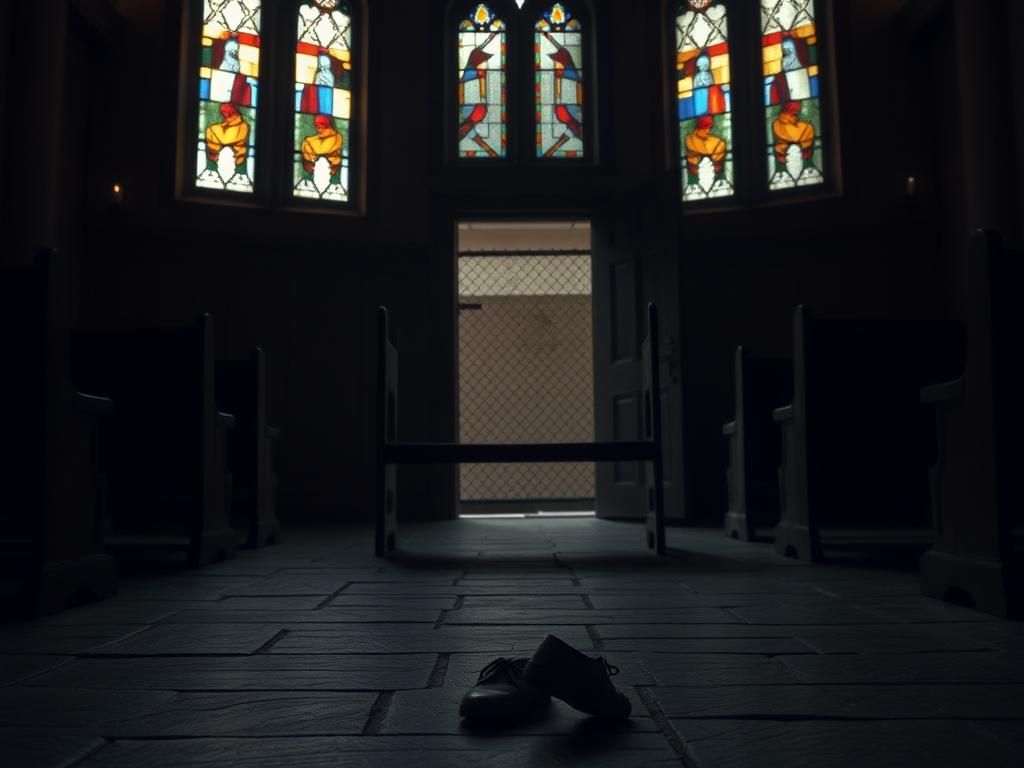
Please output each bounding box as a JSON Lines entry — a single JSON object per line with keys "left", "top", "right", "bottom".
{"left": 596, "top": 657, "right": 620, "bottom": 677}
{"left": 477, "top": 657, "right": 523, "bottom": 688}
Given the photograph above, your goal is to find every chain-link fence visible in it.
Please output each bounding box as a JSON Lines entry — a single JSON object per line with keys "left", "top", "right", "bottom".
{"left": 458, "top": 251, "right": 595, "bottom": 509}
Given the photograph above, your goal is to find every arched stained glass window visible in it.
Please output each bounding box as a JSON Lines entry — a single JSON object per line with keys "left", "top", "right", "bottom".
{"left": 677, "top": 0, "right": 734, "bottom": 201}
{"left": 294, "top": 1, "right": 354, "bottom": 202}
{"left": 762, "top": 0, "right": 824, "bottom": 189}
{"left": 458, "top": 4, "right": 507, "bottom": 159}
{"left": 196, "top": 0, "right": 262, "bottom": 193}
{"left": 535, "top": 3, "right": 584, "bottom": 158}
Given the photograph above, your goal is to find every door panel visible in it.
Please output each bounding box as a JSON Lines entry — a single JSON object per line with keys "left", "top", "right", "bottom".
{"left": 592, "top": 171, "right": 684, "bottom": 523}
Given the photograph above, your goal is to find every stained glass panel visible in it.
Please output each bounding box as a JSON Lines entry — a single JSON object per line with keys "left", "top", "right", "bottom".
{"left": 294, "top": 1, "right": 353, "bottom": 202}
{"left": 535, "top": 3, "right": 584, "bottom": 158}
{"left": 677, "top": 1, "right": 734, "bottom": 201}
{"left": 761, "top": 0, "right": 824, "bottom": 189}
{"left": 196, "top": 0, "right": 261, "bottom": 193}
{"left": 458, "top": 5, "right": 507, "bottom": 159}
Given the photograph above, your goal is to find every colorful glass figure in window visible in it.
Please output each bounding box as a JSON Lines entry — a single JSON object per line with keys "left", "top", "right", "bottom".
{"left": 761, "top": 0, "right": 824, "bottom": 189}
{"left": 535, "top": 3, "right": 584, "bottom": 158}
{"left": 196, "top": 0, "right": 261, "bottom": 192}
{"left": 676, "top": 0, "right": 734, "bottom": 200}
{"left": 458, "top": 4, "right": 506, "bottom": 158}
{"left": 294, "top": 1, "right": 353, "bottom": 202}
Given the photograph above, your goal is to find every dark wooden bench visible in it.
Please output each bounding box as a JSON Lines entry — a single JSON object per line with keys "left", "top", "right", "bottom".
{"left": 723, "top": 346, "right": 790, "bottom": 542}
{"left": 1, "top": 249, "right": 116, "bottom": 616}
{"left": 376, "top": 303, "right": 666, "bottom": 556}
{"left": 71, "top": 315, "right": 237, "bottom": 568}
{"left": 919, "top": 229, "right": 1023, "bottom": 617}
{"left": 772, "top": 305, "right": 935, "bottom": 562}
{"left": 216, "top": 347, "right": 281, "bottom": 548}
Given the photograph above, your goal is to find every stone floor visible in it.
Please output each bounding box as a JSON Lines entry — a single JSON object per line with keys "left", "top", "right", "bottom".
{"left": 2, "top": 518, "right": 1024, "bottom": 767}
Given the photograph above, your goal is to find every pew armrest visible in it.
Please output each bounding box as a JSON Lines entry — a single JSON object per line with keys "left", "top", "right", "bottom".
{"left": 216, "top": 411, "right": 237, "bottom": 429}
{"left": 920, "top": 378, "right": 963, "bottom": 405}
{"left": 773, "top": 405, "right": 793, "bottom": 423}
{"left": 722, "top": 420, "right": 736, "bottom": 436}
{"left": 74, "top": 391, "right": 113, "bottom": 417}
{"left": 266, "top": 425, "right": 281, "bottom": 441}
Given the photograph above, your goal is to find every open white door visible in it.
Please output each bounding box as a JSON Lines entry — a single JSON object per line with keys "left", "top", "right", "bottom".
{"left": 592, "top": 171, "right": 684, "bottom": 526}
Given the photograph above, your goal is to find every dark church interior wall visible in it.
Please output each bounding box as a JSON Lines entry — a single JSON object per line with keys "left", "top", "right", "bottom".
{"left": 5, "top": 0, "right": 1022, "bottom": 525}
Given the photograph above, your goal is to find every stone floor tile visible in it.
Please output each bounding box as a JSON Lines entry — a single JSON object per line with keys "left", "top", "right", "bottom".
{"left": 0, "top": 730, "right": 105, "bottom": 768}
{"left": 673, "top": 719, "right": 1024, "bottom": 768}
{"left": 779, "top": 651, "right": 1024, "bottom": 684}
{"left": 0, "top": 654, "right": 73, "bottom": 685}
{"left": 271, "top": 626, "right": 594, "bottom": 655}
{"left": 0, "top": 625, "right": 149, "bottom": 654}
{"left": 602, "top": 637, "right": 813, "bottom": 654}
{"left": 77, "top": 735, "right": 679, "bottom": 768}
{"left": 24, "top": 654, "right": 436, "bottom": 691}
{"left": 651, "top": 683, "right": 1024, "bottom": 719}
{"left": 163, "top": 608, "right": 441, "bottom": 624}
{"left": 88, "top": 624, "right": 285, "bottom": 655}
{"left": 638, "top": 653, "right": 803, "bottom": 686}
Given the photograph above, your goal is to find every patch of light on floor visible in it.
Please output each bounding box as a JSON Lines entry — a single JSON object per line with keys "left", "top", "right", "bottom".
{"left": 459, "top": 511, "right": 596, "bottom": 519}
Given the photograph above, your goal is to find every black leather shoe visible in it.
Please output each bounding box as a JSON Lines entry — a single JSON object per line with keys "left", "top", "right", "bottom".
{"left": 459, "top": 657, "right": 551, "bottom": 724}
{"left": 523, "top": 634, "right": 632, "bottom": 719}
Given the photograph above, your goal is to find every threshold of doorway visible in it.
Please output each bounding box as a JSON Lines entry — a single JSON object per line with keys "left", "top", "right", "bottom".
{"left": 459, "top": 510, "right": 596, "bottom": 519}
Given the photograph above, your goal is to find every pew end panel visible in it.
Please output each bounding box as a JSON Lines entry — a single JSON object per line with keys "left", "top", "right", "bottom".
{"left": 216, "top": 347, "right": 282, "bottom": 549}
{"left": 724, "top": 346, "right": 790, "bottom": 542}
{"left": 1, "top": 249, "right": 116, "bottom": 617}
{"left": 71, "top": 314, "right": 237, "bottom": 569}
{"left": 920, "top": 230, "right": 1024, "bottom": 618}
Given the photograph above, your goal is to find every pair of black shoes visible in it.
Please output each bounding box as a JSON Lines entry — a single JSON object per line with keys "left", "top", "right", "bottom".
{"left": 459, "top": 634, "right": 631, "bottom": 725}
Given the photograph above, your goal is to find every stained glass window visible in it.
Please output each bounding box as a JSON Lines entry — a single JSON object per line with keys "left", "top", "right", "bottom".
{"left": 677, "top": 0, "right": 734, "bottom": 201}
{"left": 294, "top": 1, "right": 354, "bottom": 202}
{"left": 458, "top": 4, "right": 507, "bottom": 159}
{"left": 535, "top": 3, "right": 584, "bottom": 158}
{"left": 762, "top": 0, "right": 824, "bottom": 189}
{"left": 196, "top": 0, "right": 261, "bottom": 193}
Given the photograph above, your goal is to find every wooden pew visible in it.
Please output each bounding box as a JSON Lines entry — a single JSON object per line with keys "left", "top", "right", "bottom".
{"left": 919, "top": 230, "right": 1023, "bottom": 617}
{"left": 0, "top": 249, "right": 116, "bottom": 616}
{"left": 71, "top": 315, "right": 237, "bottom": 568}
{"left": 723, "top": 346, "right": 790, "bottom": 541}
{"left": 772, "top": 305, "right": 934, "bottom": 562}
{"left": 377, "top": 303, "right": 665, "bottom": 556}
{"left": 216, "top": 348, "right": 281, "bottom": 548}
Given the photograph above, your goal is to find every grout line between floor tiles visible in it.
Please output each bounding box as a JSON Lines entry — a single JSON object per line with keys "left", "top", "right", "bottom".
{"left": 254, "top": 629, "right": 290, "bottom": 654}
{"left": 361, "top": 691, "right": 395, "bottom": 735}
{"left": 313, "top": 582, "right": 353, "bottom": 610}
{"left": 427, "top": 653, "right": 451, "bottom": 687}
{"left": 58, "top": 736, "right": 111, "bottom": 768}
{"left": 636, "top": 686, "right": 703, "bottom": 768}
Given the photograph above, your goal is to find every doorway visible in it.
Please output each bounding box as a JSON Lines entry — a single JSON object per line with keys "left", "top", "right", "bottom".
{"left": 456, "top": 221, "right": 595, "bottom": 517}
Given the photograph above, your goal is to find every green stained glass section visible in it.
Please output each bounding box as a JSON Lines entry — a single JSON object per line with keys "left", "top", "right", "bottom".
{"left": 536, "top": 3, "right": 584, "bottom": 158}
{"left": 458, "top": 5, "right": 507, "bottom": 159}
{"left": 196, "top": 0, "right": 262, "bottom": 193}
{"left": 677, "top": 1, "right": 735, "bottom": 201}
{"left": 761, "top": 0, "right": 825, "bottom": 189}
{"left": 293, "top": 1, "right": 353, "bottom": 202}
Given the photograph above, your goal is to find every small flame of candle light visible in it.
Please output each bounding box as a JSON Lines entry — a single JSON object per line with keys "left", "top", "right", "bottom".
{"left": 112, "top": 183, "right": 123, "bottom": 203}
{"left": 906, "top": 176, "right": 916, "bottom": 198}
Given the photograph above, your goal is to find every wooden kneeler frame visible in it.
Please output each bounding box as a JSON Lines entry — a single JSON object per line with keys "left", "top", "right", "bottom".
{"left": 376, "top": 304, "right": 666, "bottom": 556}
